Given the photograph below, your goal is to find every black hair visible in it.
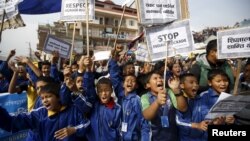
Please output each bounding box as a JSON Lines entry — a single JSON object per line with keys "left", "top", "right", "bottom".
{"left": 16, "top": 82, "right": 28, "bottom": 94}
{"left": 36, "top": 76, "right": 55, "bottom": 84}
{"left": 180, "top": 73, "right": 197, "bottom": 83}
{"left": 167, "top": 59, "right": 183, "bottom": 71}
{"left": 123, "top": 74, "right": 137, "bottom": 82}
{"left": 207, "top": 69, "right": 229, "bottom": 81}
{"left": 122, "top": 61, "right": 134, "bottom": 71}
{"left": 39, "top": 83, "right": 60, "bottom": 97}
{"left": 41, "top": 61, "right": 51, "bottom": 67}
{"left": 96, "top": 77, "right": 112, "bottom": 89}
{"left": 154, "top": 61, "right": 165, "bottom": 71}
{"left": 63, "top": 59, "right": 70, "bottom": 65}
{"left": 72, "top": 61, "right": 78, "bottom": 67}
{"left": 144, "top": 70, "right": 162, "bottom": 85}
{"left": 17, "top": 62, "right": 26, "bottom": 67}
{"left": 206, "top": 39, "right": 217, "bottom": 55}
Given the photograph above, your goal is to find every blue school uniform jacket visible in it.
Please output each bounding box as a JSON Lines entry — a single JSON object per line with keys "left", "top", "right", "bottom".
{"left": 0, "top": 78, "right": 9, "bottom": 93}
{"left": 108, "top": 58, "right": 150, "bottom": 141}
{"left": 144, "top": 92, "right": 179, "bottom": 141}
{"left": 26, "top": 72, "right": 95, "bottom": 141}
{"left": 0, "top": 105, "right": 90, "bottom": 141}
{"left": 176, "top": 88, "right": 219, "bottom": 141}
{"left": 0, "top": 60, "right": 13, "bottom": 82}
{"left": 86, "top": 101, "right": 122, "bottom": 141}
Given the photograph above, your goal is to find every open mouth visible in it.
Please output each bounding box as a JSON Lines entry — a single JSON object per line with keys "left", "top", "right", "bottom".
{"left": 157, "top": 83, "right": 164, "bottom": 90}
{"left": 192, "top": 89, "right": 197, "bottom": 94}
{"left": 44, "top": 103, "right": 51, "bottom": 109}
{"left": 219, "top": 87, "right": 227, "bottom": 91}
{"left": 126, "top": 84, "right": 132, "bottom": 88}
{"left": 101, "top": 96, "right": 108, "bottom": 102}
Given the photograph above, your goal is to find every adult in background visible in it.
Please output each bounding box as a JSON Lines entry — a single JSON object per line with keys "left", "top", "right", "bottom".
{"left": 189, "top": 39, "right": 234, "bottom": 93}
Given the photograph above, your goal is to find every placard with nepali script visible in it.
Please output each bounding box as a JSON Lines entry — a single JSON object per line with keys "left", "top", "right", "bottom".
{"left": 138, "top": 0, "right": 181, "bottom": 25}
{"left": 145, "top": 20, "right": 194, "bottom": 61}
{"left": 60, "top": 0, "right": 95, "bottom": 21}
{"left": 0, "top": 92, "right": 28, "bottom": 141}
{"left": 44, "top": 35, "right": 71, "bottom": 59}
{"left": 135, "top": 43, "right": 151, "bottom": 62}
{"left": 217, "top": 27, "right": 250, "bottom": 59}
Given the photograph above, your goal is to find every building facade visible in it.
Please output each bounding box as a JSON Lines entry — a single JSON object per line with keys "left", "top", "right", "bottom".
{"left": 37, "top": 0, "right": 138, "bottom": 54}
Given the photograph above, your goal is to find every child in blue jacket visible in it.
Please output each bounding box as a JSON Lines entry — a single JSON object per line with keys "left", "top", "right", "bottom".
{"left": 108, "top": 58, "right": 150, "bottom": 141}
{"left": 141, "top": 71, "right": 179, "bottom": 141}
{"left": 0, "top": 83, "right": 90, "bottom": 141}
{"left": 86, "top": 77, "right": 122, "bottom": 141}
{"left": 174, "top": 73, "right": 210, "bottom": 141}
{"left": 174, "top": 70, "right": 235, "bottom": 141}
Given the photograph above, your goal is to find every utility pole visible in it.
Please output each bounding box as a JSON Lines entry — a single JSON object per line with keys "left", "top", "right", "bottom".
{"left": 26, "top": 42, "right": 32, "bottom": 58}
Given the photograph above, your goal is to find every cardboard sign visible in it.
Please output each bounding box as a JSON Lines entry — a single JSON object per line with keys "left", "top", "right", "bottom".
{"left": 138, "top": 0, "right": 181, "bottom": 25}
{"left": 135, "top": 43, "right": 151, "bottom": 62}
{"left": 94, "top": 50, "right": 111, "bottom": 61}
{"left": 217, "top": 27, "right": 250, "bottom": 59}
{"left": 44, "top": 35, "right": 71, "bottom": 59}
{"left": 60, "top": 0, "right": 95, "bottom": 21}
{"left": 145, "top": 20, "right": 194, "bottom": 61}
{"left": 0, "top": 0, "right": 19, "bottom": 20}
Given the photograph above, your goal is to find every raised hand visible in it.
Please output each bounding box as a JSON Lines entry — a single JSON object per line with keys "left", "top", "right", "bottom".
{"left": 51, "top": 51, "right": 59, "bottom": 64}
{"left": 8, "top": 61, "right": 18, "bottom": 72}
{"left": 157, "top": 90, "right": 167, "bottom": 106}
{"left": 15, "top": 56, "right": 29, "bottom": 64}
{"left": 9, "top": 49, "right": 16, "bottom": 57}
{"left": 111, "top": 44, "right": 124, "bottom": 58}
{"left": 34, "top": 51, "right": 41, "bottom": 60}
{"left": 168, "top": 76, "right": 181, "bottom": 94}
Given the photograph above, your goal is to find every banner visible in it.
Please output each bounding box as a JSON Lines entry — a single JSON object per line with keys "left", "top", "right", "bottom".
{"left": 60, "top": 0, "right": 95, "bottom": 21}
{"left": 145, "top": 20, "right": 194, "bottom": 61}
{"left": 138, "top": 0, "right": 181, "bottom": 25}
{"left": 217, "top": 27, "right": 250, "bottom": 59}
{"left": 44, "top": 34, "right": 72, "bottom": 59}
{"left": 0, "top": 92, "right": 28, "bottom": 141}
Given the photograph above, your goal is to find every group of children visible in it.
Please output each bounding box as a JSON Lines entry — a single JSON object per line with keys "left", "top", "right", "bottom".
{"left": 0, "top": 42, "right": 249, "bottom": 141}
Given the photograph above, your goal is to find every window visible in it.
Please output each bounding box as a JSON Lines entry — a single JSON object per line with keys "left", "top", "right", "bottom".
{"left": 99, "top": 17, "right": 104, "bottom": 25}
{"left": 129, "top": 20, "right": 134, "bottom": 26}
{"left": 114, "top": 19, "right": 119, "bottom": 27}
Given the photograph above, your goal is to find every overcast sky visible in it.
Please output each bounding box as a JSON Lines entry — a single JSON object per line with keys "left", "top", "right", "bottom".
{"left": 0, "top": 0, "right": 249, "bottom": 57}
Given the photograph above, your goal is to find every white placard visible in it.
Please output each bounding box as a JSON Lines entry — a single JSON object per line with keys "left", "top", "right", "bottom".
{"left": 44, "top": 35, "right": 71, "bottom": 59}
{"left": 138, "top": 0, "right": 181, "bottom": 25}
{"left": 94, "top": 50, "right": 111, "bottom": 61}
{"left": 60, "top": 0, "right": 95, "bottom": 21}
{"left": 205, "top": 92, "right": 250, "bottom": 120}
{"left": 217, "top": 27, "right": 250, "bottom": 59}
{"left": 135, "top": 43, "right": 151, "bottom": 62}
{"left": 0, "top": 0, "right": 20, "bottom": 21}
{"left": 145, "top": 20, "right": 194, "bottom": 61}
